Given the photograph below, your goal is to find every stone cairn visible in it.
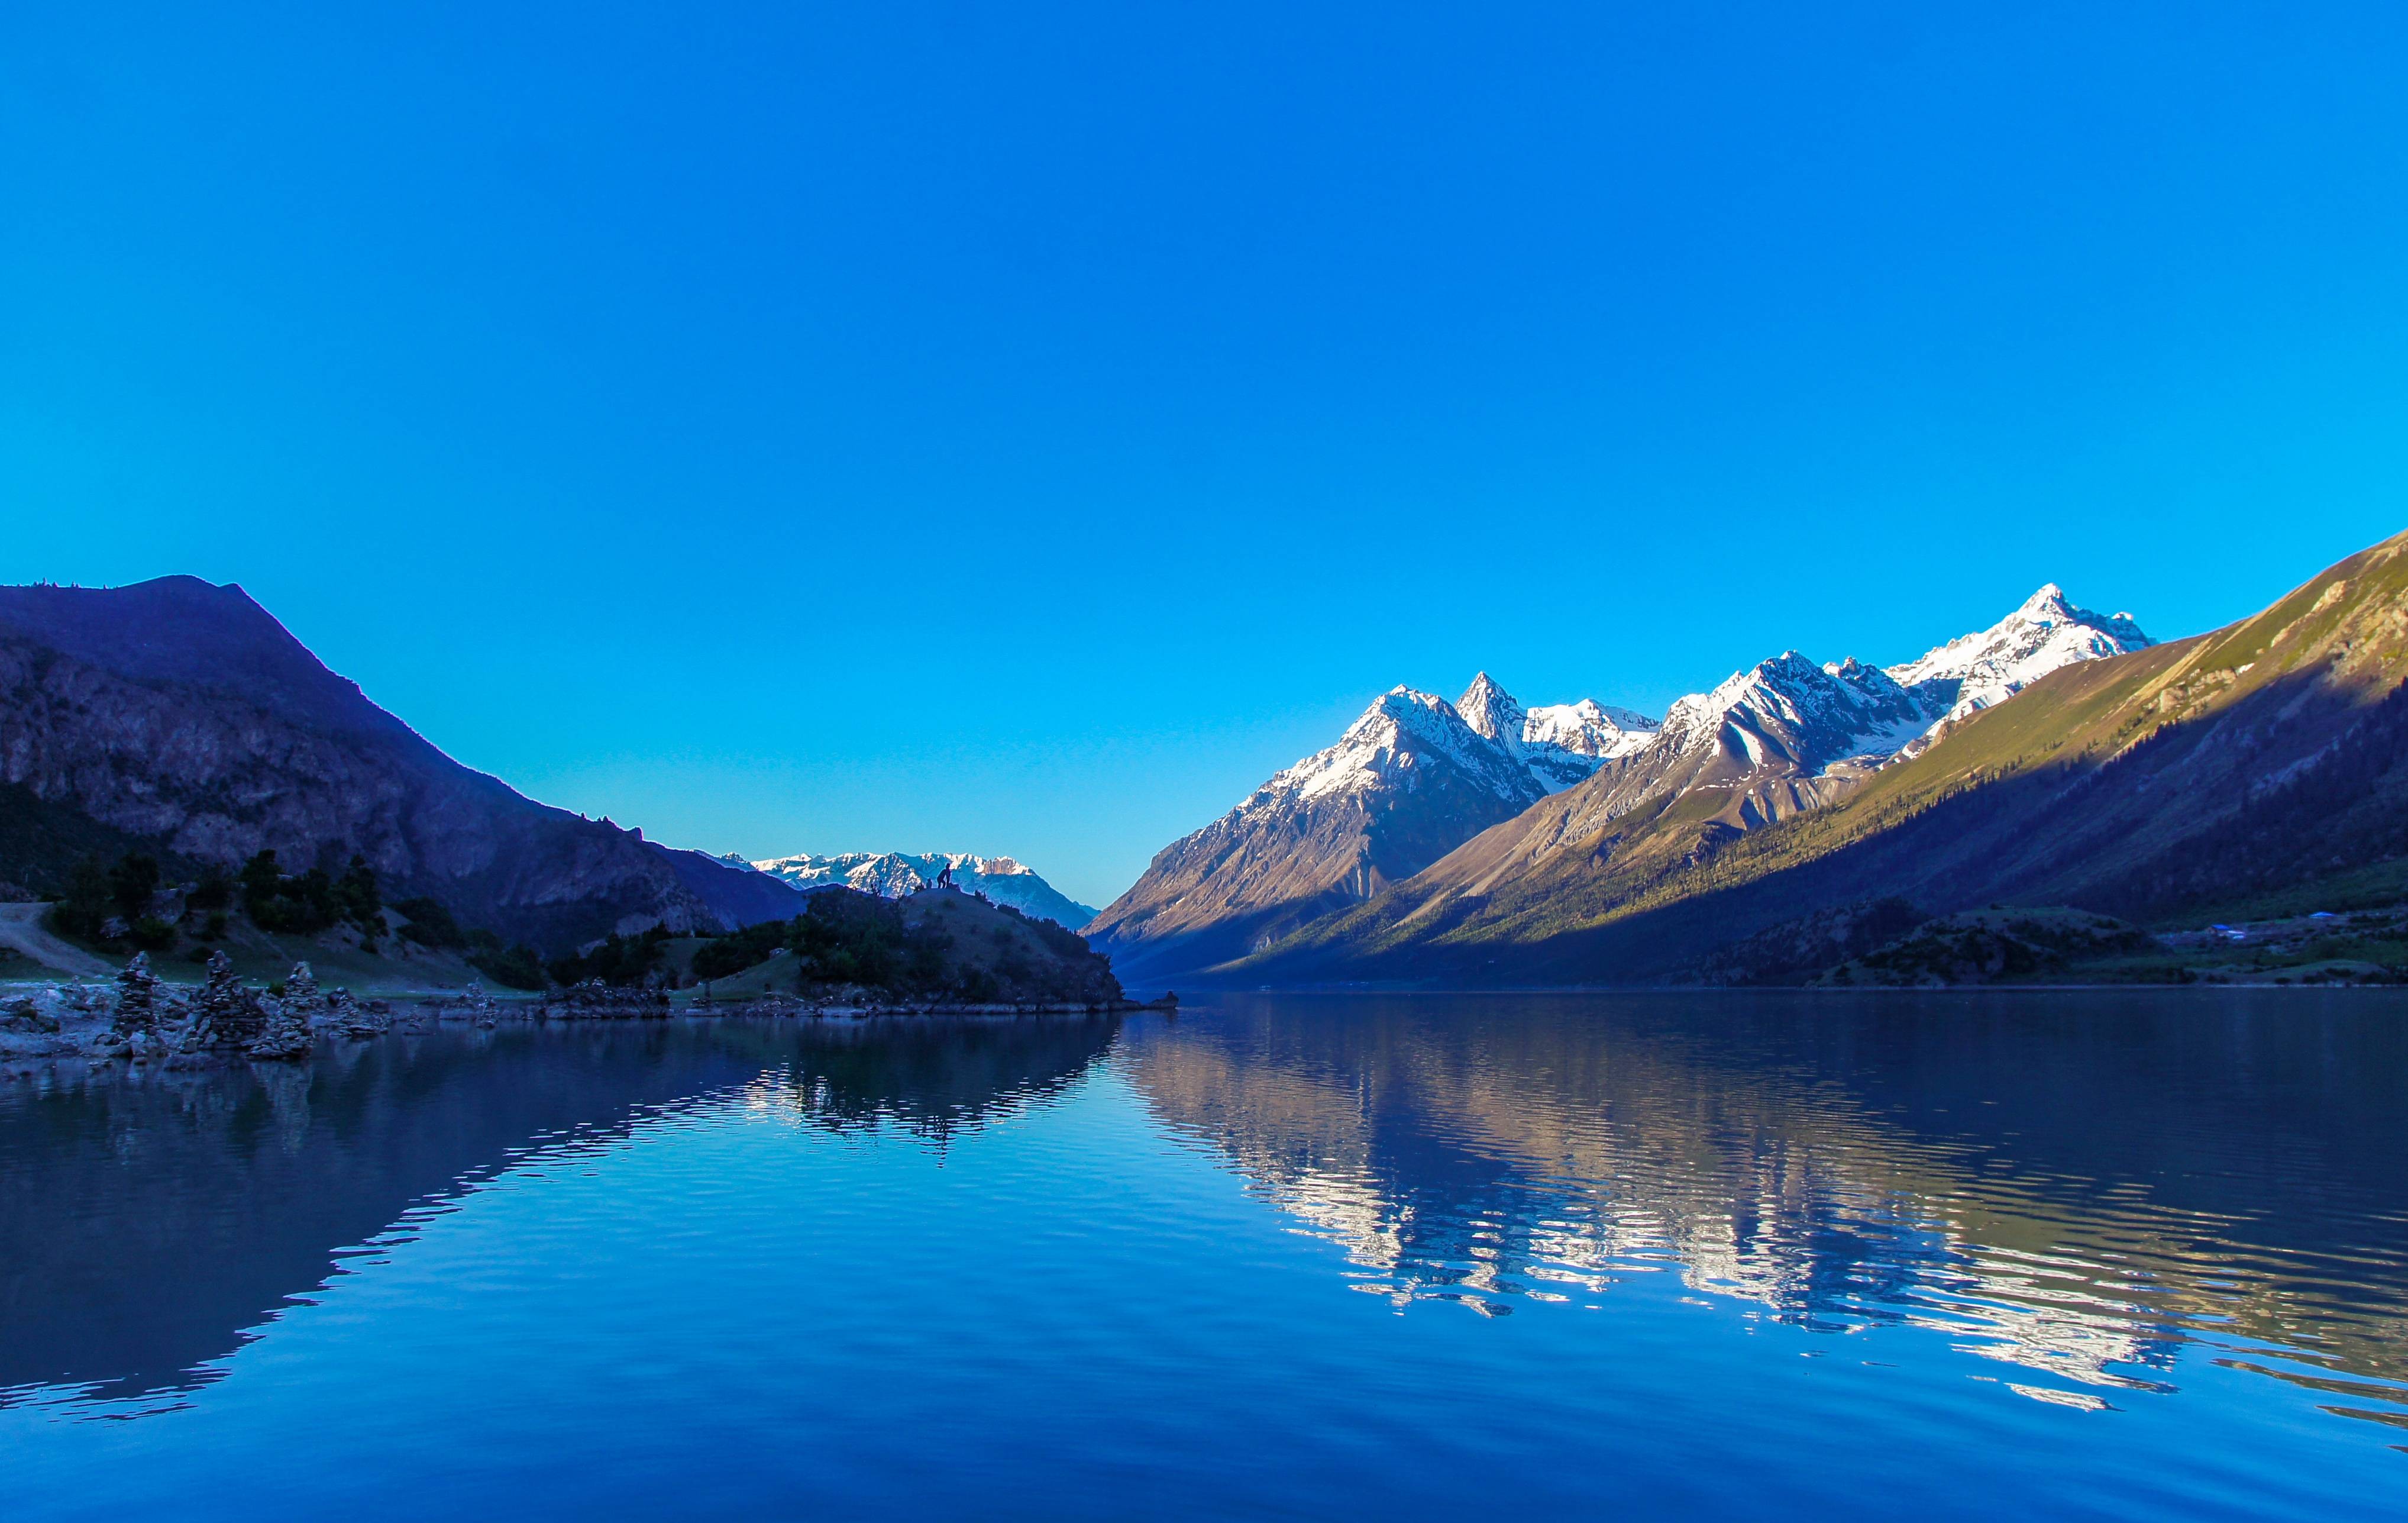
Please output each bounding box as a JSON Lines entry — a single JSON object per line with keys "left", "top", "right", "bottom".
{"left": 473, "top": 980, "right": 503, "bottom": 1028}
{"left": 246, "top": 993, "right": 314, "bottom": 1062}
{"left": 108, "top": 952, "right": 162, "bottom": 1038}
{"left": 325, "top": 987, "right": 391, "bottom": 1038}
{"left": 240, "top": 962, "right": 321, "bottom": 1061}
{"left": 542, "top": 979, "right": 672, "bottom": 1021}
{"left": 282, "top": 962, "right": 330, "bottom": 1025}
{"left": 102, "top": 951, "right": 183, "bottom": 1060}
{"left": 180, "top": 951, "right": 269, "bottom": 1056}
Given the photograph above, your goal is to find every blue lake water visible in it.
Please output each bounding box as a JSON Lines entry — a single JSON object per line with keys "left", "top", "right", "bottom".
{"left": 4, "top": 991, "right": 2405, "bottom": 1520}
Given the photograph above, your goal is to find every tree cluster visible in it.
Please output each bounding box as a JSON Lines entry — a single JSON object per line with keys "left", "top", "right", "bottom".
{"left": 49, "top": 850, "right": 176, "bottom": 949}
{"left": 548, "top": 924, "right": 674, "bottom": 988}
{"left": 239, "top": 850, "right": 385, "bottom": 944}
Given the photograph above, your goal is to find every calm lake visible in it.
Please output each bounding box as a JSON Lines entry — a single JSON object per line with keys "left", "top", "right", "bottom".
{"left": 4, "top": 991, "right": 2404, "bottom": 1519}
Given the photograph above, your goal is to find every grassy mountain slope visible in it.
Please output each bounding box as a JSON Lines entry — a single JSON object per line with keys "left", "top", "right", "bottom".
{"left": 1242, "top": 530, "right": 2408, "bottom": 985}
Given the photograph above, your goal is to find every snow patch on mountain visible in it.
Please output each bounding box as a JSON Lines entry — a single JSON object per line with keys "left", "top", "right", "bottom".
{"left": 1642, "top": 585, "right": 2152, "bottom": 783}
{"left": 1886, "top": 585, "right": 2153, "bottom": 742}
{"left": 1253, "top": 676, "right": 1658, "bottom": 814}
{"left": 749, "top": 851, "right": 1098, "bottom": 928}
{"left": 1650, "top": 650, "right": 1927, "bottom": 779}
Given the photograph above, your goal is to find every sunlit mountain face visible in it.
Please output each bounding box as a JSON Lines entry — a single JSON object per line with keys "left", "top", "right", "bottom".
{"left": 1119, "top": 993, "right": 2408, "bottom": 1416}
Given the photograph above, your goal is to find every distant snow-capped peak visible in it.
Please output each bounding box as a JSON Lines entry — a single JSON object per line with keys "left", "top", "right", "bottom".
{"left": 1255, "top": 676, "right": 1660, "bottom": 811}
{"left": 1524, "top": 698, "right": 1659, "bottom": 758}
{"left": 1653, "top": 650, "right": 1927, "bottom": 775}
{"left": 1644, "top": 584, "right": 2152, "bottom": 779}
{"left": 748, "top": 850, "right": 1097, "bottom": 927}
{"left": 1886, "top": 583, "right": 2152, "bottom": 728}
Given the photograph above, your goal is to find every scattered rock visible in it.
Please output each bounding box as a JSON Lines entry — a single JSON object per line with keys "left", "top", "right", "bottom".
{"left": 1, "top": 993, "right": 60, "bottom": 1036}
{"left": 540, "top": 979, "right": 670, "bottom": 1021}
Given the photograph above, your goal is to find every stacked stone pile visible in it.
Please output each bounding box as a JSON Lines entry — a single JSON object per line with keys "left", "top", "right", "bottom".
{"left": 325, "top": 987, "right": 391, "bottom": 1038}
{"left": 179, "top": 951, "right": 270, "bottom": 1057}
{"left": 542, "top": 979, "right": 672, "bottom": 1021}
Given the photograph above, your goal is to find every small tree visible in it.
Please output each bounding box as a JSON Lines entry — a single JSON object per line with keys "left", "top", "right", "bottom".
{"left": 51, "top": 856, "right": 115, "bottom": 941}
{"left": 109, "top": 853, "right": 161, "bottom": 922}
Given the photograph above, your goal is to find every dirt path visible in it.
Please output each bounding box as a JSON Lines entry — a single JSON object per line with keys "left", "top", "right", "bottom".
{"left": 0, "top": 902, "right": 114, "bottom": 979}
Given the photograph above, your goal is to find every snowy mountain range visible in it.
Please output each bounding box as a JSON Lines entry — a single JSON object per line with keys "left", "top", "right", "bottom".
{"left": 1091, "top": 585, "right": 2151, "bottom": 981}
{"left": 741, "top": 851, "right": 1097, "bottom": 930}
{"left": 1244, "top": 534, "right": 2408, "bottom": 992}
{"left": 1085, "top": 675, "right": 1659, "bottom": 979}
{"left": 1505, "top": 584, "right": 2155, "bottom": 841}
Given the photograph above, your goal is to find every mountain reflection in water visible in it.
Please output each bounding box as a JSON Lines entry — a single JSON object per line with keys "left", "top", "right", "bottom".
{"left": 4, "top": 990, "right": 2405, "bottom": 1518}
{"left": 0, "top": 1015, "right": 1120, "bottom": 1404}
{"left": 1123, "top": 992, "right": 2408, "bottom": 1425}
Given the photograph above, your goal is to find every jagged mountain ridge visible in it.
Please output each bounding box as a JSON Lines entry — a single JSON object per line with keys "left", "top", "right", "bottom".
{"left": 1095, "top": 585, "right": 2148, "bottom": 985}
{"left": 0, "top": 577, "right": 806, "bottom": 950}
{"left": 1887, "top": 583, "right": 2151, "bottom": 756}
{"left": 745, "top": 851, "right": 1097, "bottom": 929}
{"left": 1085, "top": 675, "right": 1657, "bottom": 982}
{"left": 1571, "top": 585, "right": 2155, "bottom": 838}
{"left": 1245, "top": 533, "right": 2408, "bottom": 985}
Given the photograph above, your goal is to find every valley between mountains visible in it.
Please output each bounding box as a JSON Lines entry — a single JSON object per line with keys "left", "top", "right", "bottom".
{"left": 4, "top": 531, "right": 2407, "bottom": 996}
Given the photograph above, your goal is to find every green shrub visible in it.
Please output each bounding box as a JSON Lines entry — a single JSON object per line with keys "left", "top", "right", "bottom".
{"left": 393, "top": 895, "right": 468, "bottom": 949}
{"left": 49, "top": 855, "right": 114, "bottom": 941}
{"left": 547, "top": 925, "right": 673, "bottom": 988}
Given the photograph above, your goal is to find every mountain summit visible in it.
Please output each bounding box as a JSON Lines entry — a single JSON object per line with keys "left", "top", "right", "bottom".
{"left": 0, "top": 577, "right": 804, "bottom": 948}
{"left": 748, "top": 851, "right": 1096, "bottom": 929}
{"left": 1085, "top": 676, "right": 1656, "bottom": 980}
{"left": 1096, "top": 585, "right": 2150, "bottom": 986}
{"left": 1245, "top": 539, "right": 2399, "bottom": 988}
{"left": 1885, "top": 585, "right": 2154, "bottom": 752}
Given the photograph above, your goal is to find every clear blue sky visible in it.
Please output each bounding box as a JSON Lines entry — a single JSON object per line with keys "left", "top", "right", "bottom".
{"left": 5, "top": 3, "right": 2405, "bottom": 906}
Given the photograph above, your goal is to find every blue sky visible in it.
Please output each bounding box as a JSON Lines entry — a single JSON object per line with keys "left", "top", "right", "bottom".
{"left": 5, "top": 3, "right": 2406, "bottom": 906}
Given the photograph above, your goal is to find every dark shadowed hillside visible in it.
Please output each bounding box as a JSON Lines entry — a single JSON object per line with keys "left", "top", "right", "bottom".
{"left": 0, "top": 577, "right": 803, "bottom": 950}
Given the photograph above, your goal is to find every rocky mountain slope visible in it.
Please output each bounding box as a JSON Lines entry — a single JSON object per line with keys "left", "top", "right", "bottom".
{"left": 1094, "top": 588, "right": 2144, "bottom": 985}
{"left": 1087, "top": 676, "right": 1656, "bottom": 982}
{"left": 0, "top": 577, "right": 804, "bottom": 950}
{"left": 1246, "top": 533, "right": 2408, "bottom": 985}
{"left": 1554, "top": 585, "right": 2154, "bottom": 841}
{"left": 745, "top": 851, "right": 1096, "bottom": 928}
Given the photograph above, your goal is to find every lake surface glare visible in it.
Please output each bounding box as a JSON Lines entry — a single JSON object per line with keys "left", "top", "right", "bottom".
{"left": 4, "top": 990, "right": 2404, "bottom": 1520}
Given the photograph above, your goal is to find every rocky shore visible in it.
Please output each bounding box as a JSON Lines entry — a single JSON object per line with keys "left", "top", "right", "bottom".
{"left": 1, "top": 952, "right": 1175, "bottom": 1069}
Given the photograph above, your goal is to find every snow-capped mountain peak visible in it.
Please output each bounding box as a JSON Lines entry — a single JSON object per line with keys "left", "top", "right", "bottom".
{"left": 1456, "top": 672, "right": 1525, "bottom": 747}
{"left": 1524, "top": 698, "right": 1659, "bottom": 760}
{"left": 1886, "top": 584, "right": 2154, "bottom": 736}
{"left": 1631, "top": 582, "right": 2154, "bottom": 800}
{"left": 1265, "top": 677, "right": 1661, "bottom": 811}
{"left": 1653, "top": 650, "right": 1925, "bottom": 777}
{"left": 748, "top": 850, "right": 1097, "bottom": 928}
